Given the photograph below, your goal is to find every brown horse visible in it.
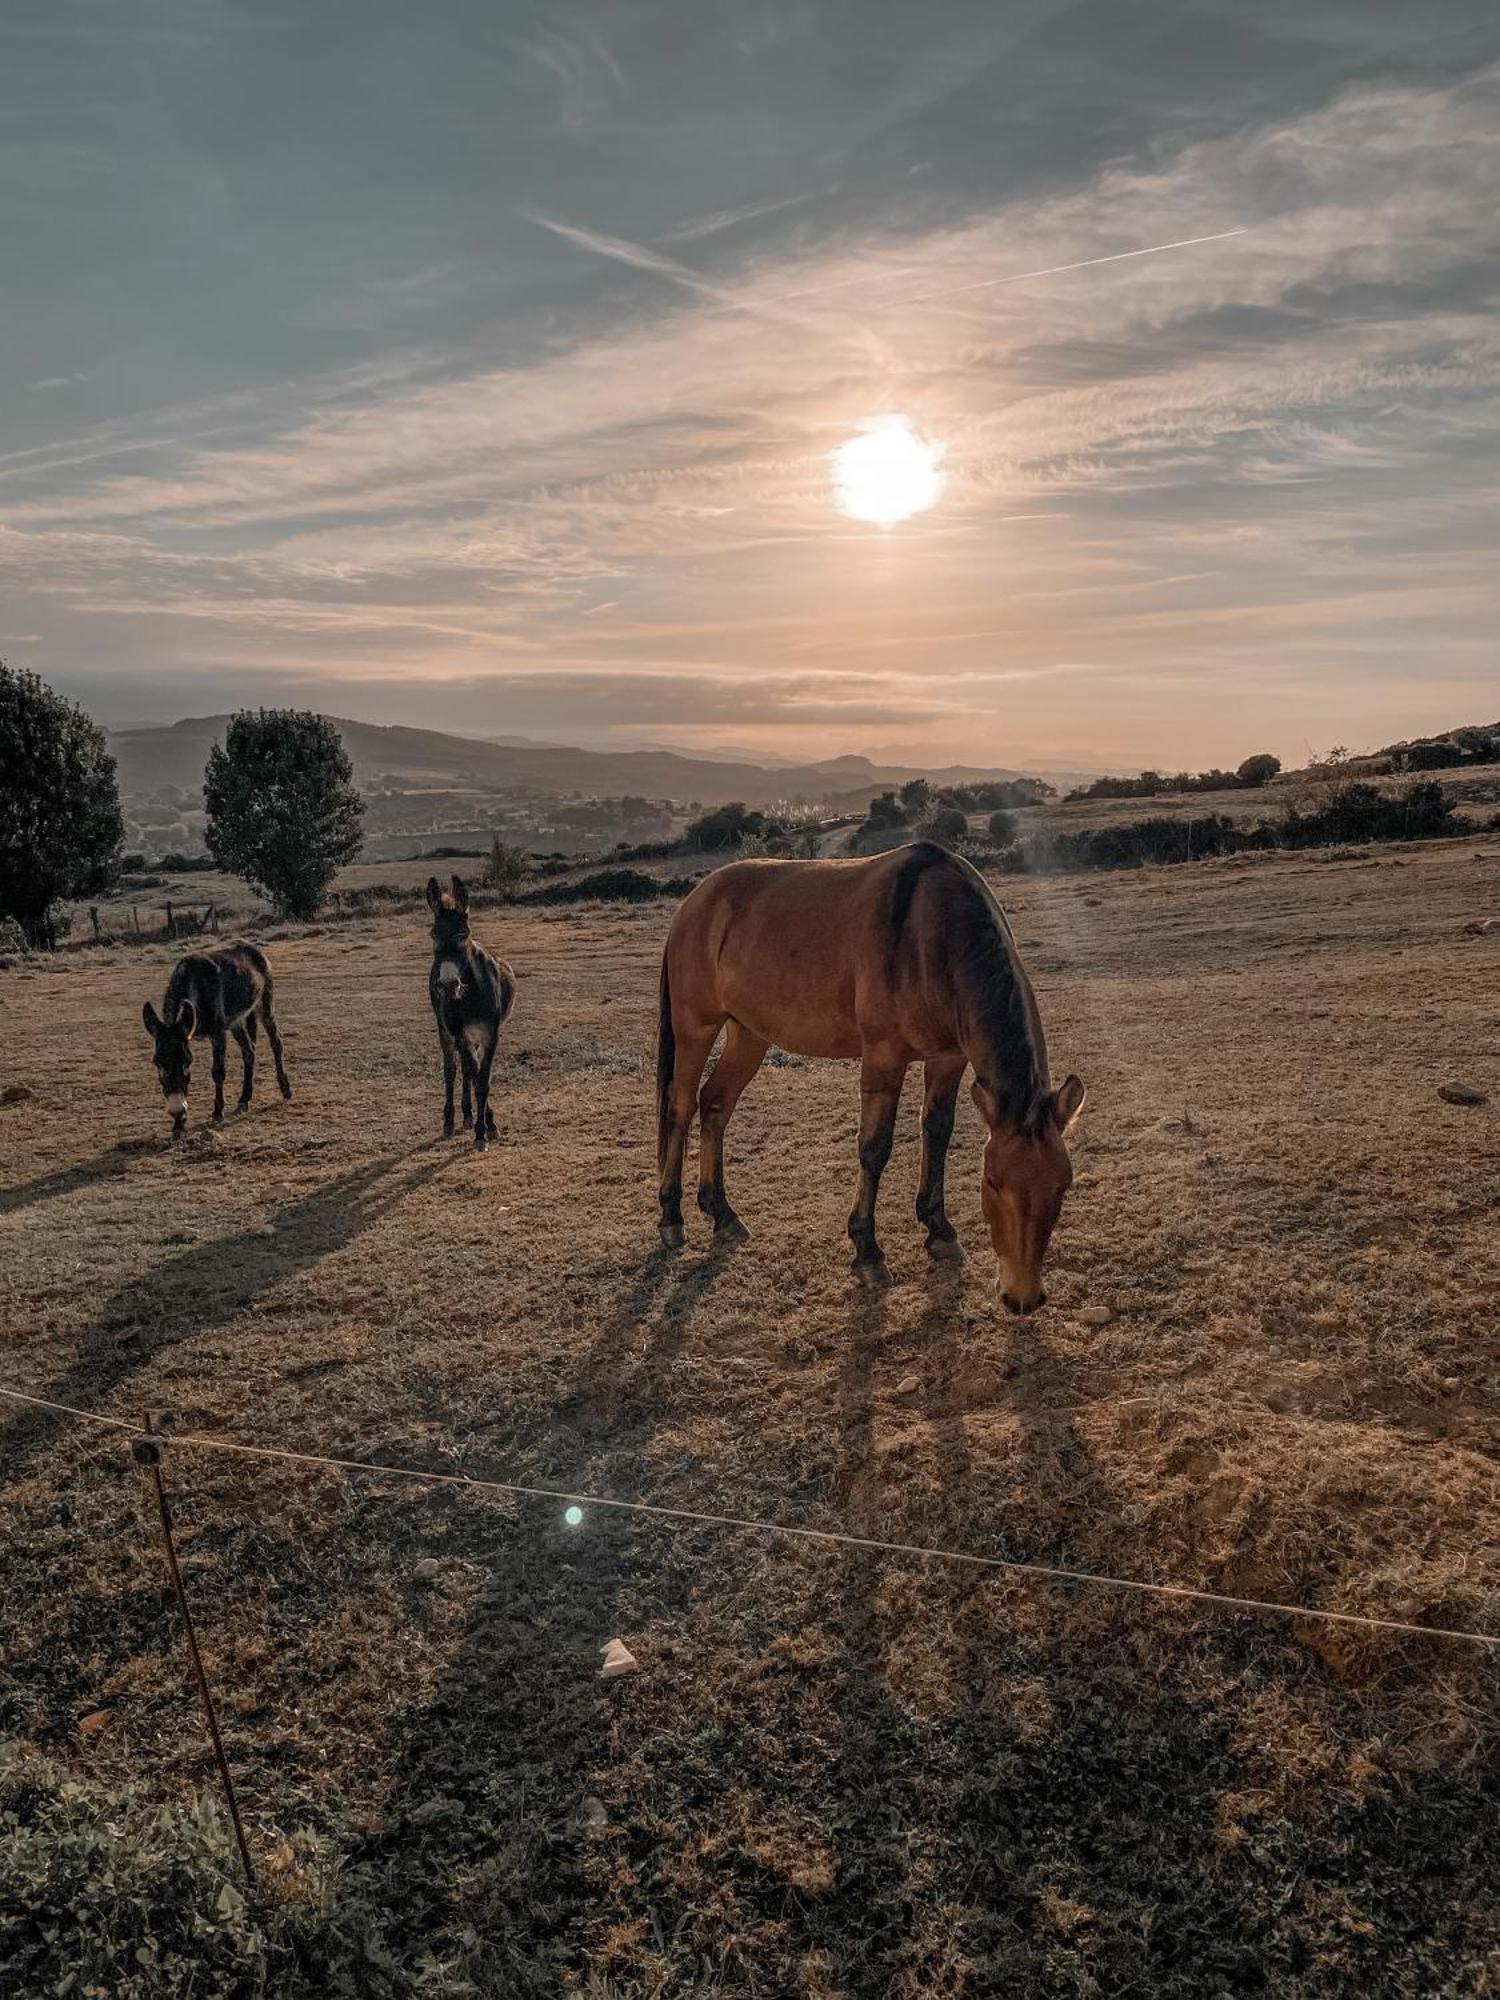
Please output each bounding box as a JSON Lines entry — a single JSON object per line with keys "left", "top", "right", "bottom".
{"left": 656, "top": 840, "right": 1084, "bottom": 1311}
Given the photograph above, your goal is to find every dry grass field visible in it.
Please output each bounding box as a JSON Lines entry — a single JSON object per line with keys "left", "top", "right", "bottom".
{"left": 3, "top": 835, "right": 1500, "bottom": 1995}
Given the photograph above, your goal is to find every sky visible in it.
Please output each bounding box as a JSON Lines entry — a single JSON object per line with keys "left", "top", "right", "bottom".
{"left": 1, "top": 0, "right": 1497, "bottom": 771}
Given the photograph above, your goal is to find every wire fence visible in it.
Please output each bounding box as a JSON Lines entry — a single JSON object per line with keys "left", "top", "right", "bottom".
{"left": 3, "top": 1382, "right": 1494, "bottom": 1650}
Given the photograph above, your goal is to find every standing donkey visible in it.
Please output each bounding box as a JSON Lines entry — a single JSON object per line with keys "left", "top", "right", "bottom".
{"left": 142, "top": 941, "right": 292, "bottom": 1137}
{"left": 427, "top": 876, "right": 516, "bottom": 1151}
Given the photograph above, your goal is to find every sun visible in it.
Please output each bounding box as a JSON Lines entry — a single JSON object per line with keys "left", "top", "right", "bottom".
{"left": 833, "top": 417, "right": 944, "bottom": 524}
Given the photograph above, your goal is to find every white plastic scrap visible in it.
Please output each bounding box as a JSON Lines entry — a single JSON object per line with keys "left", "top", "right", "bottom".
{"left": 599, "top": 1638, "right": 639, "bottom": 1679}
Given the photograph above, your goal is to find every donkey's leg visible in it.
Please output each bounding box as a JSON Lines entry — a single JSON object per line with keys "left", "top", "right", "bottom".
{"left": 916, "top": 1054, "right": 966, "bottom": 1257}
{"left": 471, "top": 1025, "right": 500, "bottom": 1153}
{"left": 438, "top": 1020, "right": 458, "bottom": 1136}
{"left": 209, "top": 1031, "right": 228, "bottom": 1124}
{"left": 232, "top": 1021, "right": 256, "bottom": 1111}
{"left": 262, "top": 999, "right": 293, "bottom": 1100}
{"left": 696, "top": 1021, "right": 769, "bottom": 1240}
{"left": 848, "top": 1053, "right": 907, "bottom": 1284}
{"left": 658, "top": 1022, "right": 719, "bottom": 1250}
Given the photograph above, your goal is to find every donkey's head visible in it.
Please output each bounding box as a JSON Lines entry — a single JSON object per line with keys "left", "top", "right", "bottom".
{"left": 142, "top": 997, "right": 196, "bottom": 1134}
{"left": 974, "top": 1074, "right": 1085, "bottom": 1314}
{"left": 427, "top": 875, "right": 473, "bottom": 994}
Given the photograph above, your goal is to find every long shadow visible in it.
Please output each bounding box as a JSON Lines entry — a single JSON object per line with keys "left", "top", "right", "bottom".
{"left": 1, "top": 1147, "right": 454, "bottom": 1491}
{"left": 0, "top": 1149, "right": 131, "bottom": 1219}
{"left": 335, "top": 1236, "right": 740, "bottom": 1991}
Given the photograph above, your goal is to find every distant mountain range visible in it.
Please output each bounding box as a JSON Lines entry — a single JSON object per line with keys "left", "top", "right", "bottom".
{"left": 109, "top": 713, "right": 1092, "bottom": 809}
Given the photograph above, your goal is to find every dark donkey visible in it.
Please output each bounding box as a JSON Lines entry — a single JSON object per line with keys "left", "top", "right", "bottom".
{"left": 142, "top": 941, "right": 291, "bottom": 1137}
{"left": 427, "top": 876, "right": 516, "bottom": 1151}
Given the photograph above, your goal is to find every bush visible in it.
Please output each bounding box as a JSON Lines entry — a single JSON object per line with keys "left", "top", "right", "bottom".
{"left": 0, "top": 663, "right": 124, "bottom": 946}
{"left": 0, "top": 915, "right": 30, "bottom": 957}
{"left": 1398, "top": 738, "right": 1464, "bottom": 771}
{"left": 922, "top": 806, "right": 968, "bottom": 845}
{"left": 987, "top": 809, "right": 1018, "bottom": 846}
{"left": 518, "top": 867, "right": 681, "bottom": 906}
{"left": 486, "top": 836, "right": 532, "bottom": 900}
{"left": 204, "top": 710, "right": 364, "bottom": 919}
{"left": 1236, "top": 752, "right": 1281, "bottom": 787}
{"left": 685, "top": 802, "right": 766, "bottom": 850}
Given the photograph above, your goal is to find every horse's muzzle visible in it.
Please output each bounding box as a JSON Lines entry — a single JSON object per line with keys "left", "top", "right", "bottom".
{"left": 1001, "top": 1288, "right": 1046, "bottom": 1316}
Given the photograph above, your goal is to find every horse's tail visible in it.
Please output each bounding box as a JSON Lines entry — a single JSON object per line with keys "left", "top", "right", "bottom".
{"left": 656, "top": 950, "right": 675, "bottom": 1171}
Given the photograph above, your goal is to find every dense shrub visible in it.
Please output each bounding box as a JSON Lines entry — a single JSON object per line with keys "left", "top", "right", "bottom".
{"left": 685, "top": 802, "right": 767, "bottom": 850}
{"left": 518, "top": 867, "right": 691, "bottom": 906}
{"left": 987, "top": 809, "right": 1018, "bottom": 846}
{"left": 1280, "top": 779, "right": 1459, "bottom": 846}
{"left": 1026, "top": 813, "right": 1264, "bottom": 873}
{"left": 0, "top": 664, "right": 124, "bottom": 946}
{"left": 204, "top": 709, "right": 364, "bottom": 919}
{"left": 1396, "top": 738, "right": 1465, "bottom": 771}
{"left": 486, "top": 836, "right": 532, "bottom": 900}
{"left": 1236, "top": 753, "right": 1281, "bottom": 787}
{"left": 923, "top": 806, "right": 969, "bottom": 844}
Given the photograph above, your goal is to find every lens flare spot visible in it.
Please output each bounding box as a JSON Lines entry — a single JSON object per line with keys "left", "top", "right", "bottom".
{"left": 564, "top": 1505, "right": 584, "bottom": 1527}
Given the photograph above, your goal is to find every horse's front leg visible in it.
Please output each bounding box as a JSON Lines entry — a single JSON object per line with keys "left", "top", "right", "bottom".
{"left": 209, "top": 1031, "right": 228, "bottom": 1124}
{"left": 848, "top": 1053, "right": 906, "bottom": 1284}
{"left": 916, "top": 1055, "right": 966, "bottom": 1258}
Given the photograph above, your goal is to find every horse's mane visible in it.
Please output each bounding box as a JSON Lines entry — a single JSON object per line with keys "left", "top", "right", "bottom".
{"left": 893, "top": 844, "right": 1047, "bottom": 1131}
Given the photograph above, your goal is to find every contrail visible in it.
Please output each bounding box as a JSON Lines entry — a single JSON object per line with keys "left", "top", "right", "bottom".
{"left": 914, "top": 226, "right": 1249, "bottom": 302}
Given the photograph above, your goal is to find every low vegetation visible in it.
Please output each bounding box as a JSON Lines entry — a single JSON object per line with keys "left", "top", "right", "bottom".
{"left": 1067, "top": 752, "right": 1282, "bottom": 802}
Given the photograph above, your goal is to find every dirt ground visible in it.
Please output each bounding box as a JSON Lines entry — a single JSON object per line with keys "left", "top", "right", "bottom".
{"left": 3, "top": 836, "right": 1499, "bottom": 1996}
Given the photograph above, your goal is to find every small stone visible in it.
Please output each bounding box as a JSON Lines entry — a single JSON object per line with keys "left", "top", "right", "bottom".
{"left": 0, "top": 1084, "right": 33, "bottom": 1105}
{"left": 581, "top": 1796, "right": 609, "bottom": 1832}
{"left": 1078, "top": 1304, "right": 1113, "bottom": 1326}
{"left": 599, "top": 1638, "right": 638, "bottom": 1679}
{"left": 1438, "top": 1081, "right": 1488, "bottom": 1106}
{"left": 409, "top": 1796, "right": 464, "bottom": 1826}
{"left": 896, "top": 1374, "right": 921, "bottom": 1396}
{"left": 411, "top": 1558, "right": 447, "bottom": 1583}
{"left": 76, "top": 1708, "right": 112, "bottom": 1739}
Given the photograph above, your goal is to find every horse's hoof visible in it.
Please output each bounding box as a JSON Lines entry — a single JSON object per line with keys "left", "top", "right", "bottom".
{"left": 855, "top": 1256, "right": 894, "bottom": 1289}
{"left": 279, "top": 1083, "right": 293, "bottom": 1101}
{"left": 926, "top": 1233, "right": 964, "bottom": 1262}
{"left": 441, "top": 1121, "right": 455, "bottom": 1139}
{"left": 473, "top": 1135, "right": 488, "bottom": 1155}
{"left": 713, "top": 1214, "right": 749, "bottom": 1245}
{"left": 659, "top": 1222, "right": 686, "bottom": 1251}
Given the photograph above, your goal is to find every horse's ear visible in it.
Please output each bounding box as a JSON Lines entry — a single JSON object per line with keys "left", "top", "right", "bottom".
{"left": 425, "top": 876, "right": 443, "bottom": 910}
{"left": 175, "top": 999, "right": 196, "bottom": 1037}
{"left": 1052, "top": 1074, "right": 1086, "bottom": 1131}
{"left": 451, "top": 875, "right": 469, "bottom": 912}
{"left": 142, "top": 1000, "right": 161, "bottom": 1035}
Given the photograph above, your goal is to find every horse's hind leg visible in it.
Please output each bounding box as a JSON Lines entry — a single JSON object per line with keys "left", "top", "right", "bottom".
{"left": 916, "top": 1055, "right": 966, "bottom": 1258}
{"left": 261, "top": 993, "right": 292, "bottom": 1100}
{"left": 233, "top": 1020, "right": 256, "bottom": 1110}
{"left": 658, "top": 1022, "right": 719, "bottom": 1250}
{"left": 697, "top": 1021, "right": 768, "bottom": 1241}
{"left": 848, "top": 1053, "right": 907, "bottom": 1284}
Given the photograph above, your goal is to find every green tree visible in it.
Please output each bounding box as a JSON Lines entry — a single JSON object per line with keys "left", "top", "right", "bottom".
{"left": 1235, "top": 752, "right": 1282, "bottom": 788}
{"left": 0, "top": 663, "right": 124, "bottom": 946}
{"left": 487, "top": 834, "right": 532, "bottom": 900}
{"left": 924, "top": 805, "right": 968, "bottom": 845}
{"left": 686, "top": 801, "right": 766, "bottom": 850}
{"left": 204, "top": 709, "right": 364, "bottom": 918}
{"left": 898, "top": 777, "right": 931, "bottom": 816}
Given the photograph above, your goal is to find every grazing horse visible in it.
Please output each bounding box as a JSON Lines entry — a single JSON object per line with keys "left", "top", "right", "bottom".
{"left": 142, "top": 941, "right": 291, "bottom": 1137}
{"left": 427, "top": 876, "right": 516, "bottom": 1151}
{"left": 656, "top": 841, "right": 1085, "bottom": 1311}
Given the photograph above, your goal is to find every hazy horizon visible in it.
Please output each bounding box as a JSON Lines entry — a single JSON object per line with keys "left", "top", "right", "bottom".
{"left": 4, "top": 1, "right": 1498, "bottom": 770}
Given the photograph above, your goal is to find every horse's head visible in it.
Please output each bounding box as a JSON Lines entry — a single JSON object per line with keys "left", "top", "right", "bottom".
{"left": 974, "top": 1074, "right": 1085, "bottom": 1314}
{"left": 427, "top": 875, "right": 473, "bottom": 994}
{"left": 142, "top": 997, "right": 195, "bottom": 1134}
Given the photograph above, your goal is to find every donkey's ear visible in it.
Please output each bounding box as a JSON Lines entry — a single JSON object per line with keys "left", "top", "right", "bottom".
{"left": 425, "top": 876, "right": 443, "bottom": 910}
{"left": 175, "top": 999, "right": 196, "bottom": 1037}
{"left": 451, "top": 875, "right": 469, "bottom": 911}
{"left": 1052, "top": 1074, "right": 1086, "bottom": 1131}
{"left": 142, "top": 1000, "right": 162, "bottom": 1035}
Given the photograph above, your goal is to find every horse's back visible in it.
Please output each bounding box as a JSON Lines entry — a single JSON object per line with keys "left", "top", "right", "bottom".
{"left": 665, "top": 844, "right": 976, "bottom": 1057}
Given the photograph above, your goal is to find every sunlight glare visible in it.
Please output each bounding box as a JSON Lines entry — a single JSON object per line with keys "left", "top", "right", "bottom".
{"left": 833, "top": 417, "right": 944, "bottom": 525}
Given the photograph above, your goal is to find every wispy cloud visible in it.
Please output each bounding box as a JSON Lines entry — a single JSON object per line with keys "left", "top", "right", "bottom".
{"left": 7, "top": 60, "right": 1500, "bottom": 762}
